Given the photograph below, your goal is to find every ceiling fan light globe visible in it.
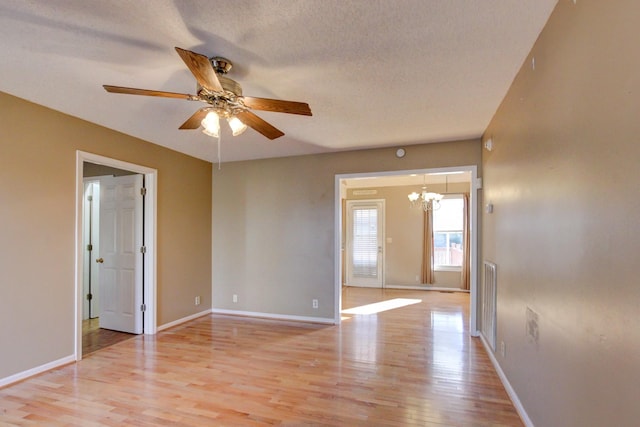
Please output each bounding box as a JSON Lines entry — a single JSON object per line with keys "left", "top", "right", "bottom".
{"left": 202, "top": 128, "right": 219, "bottom": 137}
{"left": 201, "top": 111, "right": 220, "bottom": 137}
{"left": 228, "top": 116, "right": 247, "bottom": 136}
{"left": 408, "top": 192, "right": 420, "bottom": 202}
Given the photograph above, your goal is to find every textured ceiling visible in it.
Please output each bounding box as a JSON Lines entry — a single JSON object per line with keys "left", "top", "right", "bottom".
{"left": 0, "top": 0, "right": 557, "bottom": 163}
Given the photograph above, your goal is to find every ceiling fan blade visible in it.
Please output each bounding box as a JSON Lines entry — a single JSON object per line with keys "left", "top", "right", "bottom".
{"left": 179, "top": 108, "right": 209, "bottom": 129}
{"left": 174, "top": 47, "right": 223, "bottom": 93}
{"left": 236, "top": 111, "right": 285, "bottom": 140}
{"left": 103, "top": 85, "right": 196, "bottom": 100}
{"left": 243, "top": 97, "right": 312, "bottom": 116}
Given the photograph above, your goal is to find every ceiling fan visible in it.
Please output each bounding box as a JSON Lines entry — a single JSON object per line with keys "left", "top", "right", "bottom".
{"left": 103, "top": 47, "right": 312, "bottom": 140}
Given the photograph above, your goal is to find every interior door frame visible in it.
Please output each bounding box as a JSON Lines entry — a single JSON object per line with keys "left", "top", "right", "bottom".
{"left": 74, "top": 151, "right": 158, "bottom": 360}
{"left": 82, "top": 179, "right": 101, "bottom": 320}
{"left": 334, "top": 165, "right": 480, "bottom": 337}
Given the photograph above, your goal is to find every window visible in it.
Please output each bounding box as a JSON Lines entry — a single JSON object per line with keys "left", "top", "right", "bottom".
{"left": 433, "top": 195, "right": 464, "bottom": 270}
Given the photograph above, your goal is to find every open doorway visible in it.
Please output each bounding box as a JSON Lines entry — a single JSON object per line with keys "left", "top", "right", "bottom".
{"left": 82, "top": 164, "right": 142, "bottom": 354}
{"left": 75, "top": 151, "right": 158, "bottom": 360}
{"left": 335, "top": 166, "right": 480, "bottom": 336}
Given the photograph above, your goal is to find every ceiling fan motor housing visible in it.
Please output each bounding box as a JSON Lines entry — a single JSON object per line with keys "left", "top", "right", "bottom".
{"left": 211, "top": 56, "right": 232, "bottom": 74}
{"left": 197, "top": 75, "right": 242, "bottom": 97}
{"left": 196, "top": 73, "right": 245, "bottom": 117}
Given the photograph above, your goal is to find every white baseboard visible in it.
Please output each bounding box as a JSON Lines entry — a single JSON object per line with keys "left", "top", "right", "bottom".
{"left": 157, "top": 309, "right": 213, "bottom": 331}
{"left": 0, "top": 355, "right": 75, "bottom": 388}
{"left": 479, "top": 334, "right": 534, "bottom": 427}
{"left": 211, "top": 308, "right": 335, "bottom": 325}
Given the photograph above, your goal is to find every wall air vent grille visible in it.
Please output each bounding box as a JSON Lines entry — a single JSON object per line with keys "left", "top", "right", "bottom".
{"left": 481, "top": 261, "right": 497, "bottom": 351}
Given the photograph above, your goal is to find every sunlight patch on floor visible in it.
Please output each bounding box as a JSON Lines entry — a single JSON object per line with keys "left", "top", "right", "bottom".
{"left": 341, "top": 298, "right": 422, "bottom": 315}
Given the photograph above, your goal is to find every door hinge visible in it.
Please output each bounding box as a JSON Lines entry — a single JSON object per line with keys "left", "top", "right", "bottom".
{"left": 140, "top": 304, "right": 146, "bottom": 312}
{"left": 140, "top": 246, "right": 147, "bottom": 254}
{"left": 140, "top": 187, "right": 147, "bottom": 196}
{"left": 87, "top": 244, "right": 93, "bottom": 251}
{"left": 86, "top": 293, "right": 93, "bottom": 301}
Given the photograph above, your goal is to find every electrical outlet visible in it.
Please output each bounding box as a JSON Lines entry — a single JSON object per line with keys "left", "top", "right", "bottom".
{"left": 312, "top": 299, "right": 319, "bottom": 309}
{"left": 195, "top": 296, "right": 201, "bottom": 306}
{"left": 233, "top": 294, "right": 238, "bottom": 303}
{"left": 500, "top": 341, "right": 506, "bottom": 358}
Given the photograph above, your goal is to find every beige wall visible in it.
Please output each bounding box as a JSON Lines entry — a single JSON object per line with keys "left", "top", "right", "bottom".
{"left": 346, "top": 182, "right": 470, "bottom": 288}
{"left": 0, "top": 92, "right": 212, "bottom": 380}
{"left": 482, "top": 1, "right": 640, "bottom": 425}
{"left": 212, "top": 139, "right": 480, "bottom": 318}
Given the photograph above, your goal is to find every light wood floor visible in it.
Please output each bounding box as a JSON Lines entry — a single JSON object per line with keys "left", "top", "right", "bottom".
{"left": 0, "top": 288, "right": 522, "bottom": 426}
{"left": 82, "top": 318, "right": 136, "bottom": 356}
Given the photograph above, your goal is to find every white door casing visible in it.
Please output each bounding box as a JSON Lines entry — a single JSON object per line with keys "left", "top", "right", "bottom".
{"left": 345, "top": 199, "right": 385, "bottom": 288}
{"left": 82, "top": 181, "right": 100, "bottom": 319}
{"left": 75, "top": 151, "right": 157, "bottom": 361}
{"left": 98, "top": 174, "right": 143, "bottom": 334}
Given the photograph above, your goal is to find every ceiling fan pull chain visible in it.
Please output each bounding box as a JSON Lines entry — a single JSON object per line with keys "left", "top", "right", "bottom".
{"left": 217, "top": 133, "right": 222, "bottom": 170}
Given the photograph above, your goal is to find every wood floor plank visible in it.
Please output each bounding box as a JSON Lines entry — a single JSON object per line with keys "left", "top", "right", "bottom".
{"left": 82, "top": 318, "right": 135, "bottom": 356}
{"left": 1, "top": 288, "right": 522, "bottom": 426}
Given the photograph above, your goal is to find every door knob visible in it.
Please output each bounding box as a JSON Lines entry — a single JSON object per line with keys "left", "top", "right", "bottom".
{"left": 96, "top": 258, "right": 104, "bottom": 263}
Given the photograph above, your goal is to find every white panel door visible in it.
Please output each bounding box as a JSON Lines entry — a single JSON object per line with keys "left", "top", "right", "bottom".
{"left": 346, "top": 200, "right": 385, "bottom": 287}
{"left": 98, "top": 174, "right": 143, "bottom": 334}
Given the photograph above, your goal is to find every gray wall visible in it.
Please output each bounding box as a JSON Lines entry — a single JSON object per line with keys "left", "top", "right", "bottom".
{"left": 483, "top": 1, "right": 640, "bottom": 425}
{"left": 212, "top": 140, "right": 481, "bottom": 319}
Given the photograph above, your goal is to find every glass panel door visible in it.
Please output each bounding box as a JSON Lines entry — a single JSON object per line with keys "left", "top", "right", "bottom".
{"left": 346, "top": 200, "right": 384, "bottom": 287}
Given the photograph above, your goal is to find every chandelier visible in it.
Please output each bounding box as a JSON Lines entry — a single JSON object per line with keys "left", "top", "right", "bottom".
{"left": 408, "top": 176, "right": 443, "bottom": 211}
